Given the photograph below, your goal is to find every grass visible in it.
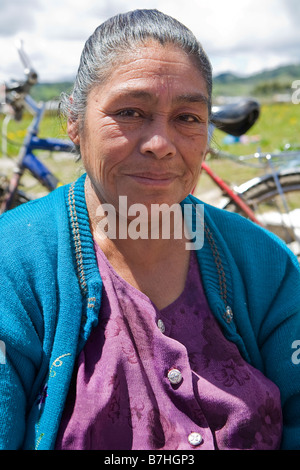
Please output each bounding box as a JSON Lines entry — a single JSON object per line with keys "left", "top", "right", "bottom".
{"left": 1, "top": 102, "right": 300, "bottom": 203}
{"left": 195, "top": 102, "right": 300, "bottom": 202}
{"left": 0, "top": 110, "right": 82, "bottom": 197}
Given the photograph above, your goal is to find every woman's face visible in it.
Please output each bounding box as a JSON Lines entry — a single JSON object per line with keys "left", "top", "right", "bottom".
{"left": 68, "top": 42, "right": 209, "bottom": 211}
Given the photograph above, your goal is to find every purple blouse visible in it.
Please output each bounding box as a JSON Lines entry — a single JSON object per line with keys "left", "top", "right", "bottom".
{"left": 55, "top": 244, "right": 282, "bottom": 450}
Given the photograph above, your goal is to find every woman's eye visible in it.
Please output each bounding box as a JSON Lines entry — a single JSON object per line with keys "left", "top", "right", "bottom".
{"left": 117, "top": 109, "right": 141, "bottom": 118}
{"left": 178, "top": 114, "right": 201, "bottom": 123}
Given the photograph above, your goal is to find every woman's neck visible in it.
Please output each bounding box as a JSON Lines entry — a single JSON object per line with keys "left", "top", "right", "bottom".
{"left": 85, "top": 176, "right": 189, "bottom": 268}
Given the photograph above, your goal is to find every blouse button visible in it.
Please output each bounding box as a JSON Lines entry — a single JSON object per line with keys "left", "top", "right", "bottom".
{"left": 188, "top": 432, "right": 203, "bottom": 446}
{"left": 167, "top": 368, "right": 182, "bottom": 385}
{"left": 157, "top": 319, "right": 165, "bottom": 333}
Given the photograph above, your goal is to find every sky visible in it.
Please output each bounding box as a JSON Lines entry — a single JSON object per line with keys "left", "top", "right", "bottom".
{"left": 0, "top": 0, "right": 299, "bottom": 84}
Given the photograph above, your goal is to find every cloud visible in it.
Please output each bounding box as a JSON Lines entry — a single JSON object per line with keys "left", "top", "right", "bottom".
{"left": 0, "top": 0, "right": 42, "bottom": 36}
{"left": 0, "top": 0, "right": 299, "bottom": 82}
{"left": 87, "top": 0, "right": 155, "bottom": 20}
{"left": 173, "top": 0, "right": 300, "bottom": 75}
{"left": 283, "top": 0, "right": 300, "bottom": 25}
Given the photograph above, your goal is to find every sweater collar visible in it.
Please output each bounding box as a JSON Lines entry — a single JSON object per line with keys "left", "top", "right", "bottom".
{"left": 65, "top": 174, "right": 238, "bottom": 351}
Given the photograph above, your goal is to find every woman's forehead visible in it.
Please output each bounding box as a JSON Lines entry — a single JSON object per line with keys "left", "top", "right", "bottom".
{"left": 113, "top": 41, "right": 200, "bottom": 75}
{"left": 91, "top": 43, "right": 208, "bottom": 102}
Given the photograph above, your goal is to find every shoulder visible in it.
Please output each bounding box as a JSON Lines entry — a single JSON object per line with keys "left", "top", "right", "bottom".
{"left": 185, "top": 194, "right": 300, "bottom": 287}
{"left": 187, "top": 193, "right": 297, "bottom": 255}
{"left": 0, "top": 184, "right": 70, "bottom": 269}
{"left": 0, "top": 183, "right": 68, "bottom": 230}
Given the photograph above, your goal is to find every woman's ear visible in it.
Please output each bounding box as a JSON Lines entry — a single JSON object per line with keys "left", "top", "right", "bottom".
{"left": 66, "top": 96, "right": 80, "bottom": 145}
{"left": 67, "top": 118, "right": 80, "bottom": 145}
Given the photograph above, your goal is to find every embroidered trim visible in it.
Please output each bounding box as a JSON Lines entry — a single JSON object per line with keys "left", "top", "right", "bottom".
{"left": 88, "top": 296, "right": 96, "bottom": 308}
{"left": 35, "top": 432, "right": 44, "bottom": 450}
{"left": 202, "top": 222, "right": 234, "bottom": 324}
{"left": 34, "top": 353, "right": 72, "bottom": 449}
{"left": 49, "top": 353, "right": 71, "bottom": 378}
{"left": 186, "top": 200, "right": 233, "bottom": 324}
{"left": 68, "top": 182, "right": 87, "bottom": 295}
{"left": 204, "top": 223, "right": 228, "bottom": 306}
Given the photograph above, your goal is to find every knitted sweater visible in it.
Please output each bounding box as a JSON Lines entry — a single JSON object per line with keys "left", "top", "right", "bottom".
{"left": 0, "top": 173, "right": 299, "bottom": 450}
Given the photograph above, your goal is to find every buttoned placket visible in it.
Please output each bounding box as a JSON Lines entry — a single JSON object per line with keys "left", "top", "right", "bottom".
{"left": 156, "top": 313, "right": 205, "bottom": 448}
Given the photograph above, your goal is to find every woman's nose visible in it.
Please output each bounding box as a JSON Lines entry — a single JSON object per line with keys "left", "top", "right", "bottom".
{"left": 139, "top": 119, "right": 176, "bottom": 159}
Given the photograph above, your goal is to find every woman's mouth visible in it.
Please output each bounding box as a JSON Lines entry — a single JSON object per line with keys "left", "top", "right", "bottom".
{"left": 128, "top": 172, "right": 178, "bottom": 187}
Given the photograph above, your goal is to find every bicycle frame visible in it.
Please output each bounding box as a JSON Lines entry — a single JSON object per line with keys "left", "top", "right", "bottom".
{"left": 196, "top": 123, "right": 262, "bottom": 225}
{"left": 199, "top": 122, "right": 300, "bottom": 230}
{"left": 1, "top": 94, "right": 74, "bottom": 212}
{"left": 201, "top": 160, "right": 262, "bottom": 224}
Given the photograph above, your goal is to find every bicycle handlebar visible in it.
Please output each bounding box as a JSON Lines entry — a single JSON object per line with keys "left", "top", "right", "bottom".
{"left": 4, "top": 40, "right": 38, "bottom": 121}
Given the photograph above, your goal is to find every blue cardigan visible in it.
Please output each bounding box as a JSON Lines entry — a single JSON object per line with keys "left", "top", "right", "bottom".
{"left": 0, "top": 173, "right": 299, "bottom": 450}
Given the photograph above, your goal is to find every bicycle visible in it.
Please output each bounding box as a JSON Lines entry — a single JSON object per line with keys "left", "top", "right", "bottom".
{"left": 198, "top": 98, "right": 300, "bottom": 258}
{"left": 0, "top": 41, "right": 74, "bottom": 212}
{"left": 0, "top": 44, "right": 299, "bottom": 259}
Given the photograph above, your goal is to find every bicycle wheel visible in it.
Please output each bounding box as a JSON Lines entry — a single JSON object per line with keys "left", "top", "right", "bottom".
{"left": 0, "top": 174, "right": 31, "bottom": 213}
{"left": 223, "top": 169, "right": 300, "bottom": 259}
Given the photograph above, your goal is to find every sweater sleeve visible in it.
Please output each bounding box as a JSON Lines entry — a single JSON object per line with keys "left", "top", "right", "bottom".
{"left": 0, "top": 350, "right": 29, "bottom": 449}
{"left": 0, "top": 274, "right": 44, "bottom": 449}
{"left": 199, "top": 200, "right": 300, "bottom": 450}
{"left": 258, "top": 252, "right": 300, "bottom": 450}
{"left": 0, "top": 200, "right": 58, "bottom": 449}
{"left": 227, "top": 213, "right": 300, "bottom": 449}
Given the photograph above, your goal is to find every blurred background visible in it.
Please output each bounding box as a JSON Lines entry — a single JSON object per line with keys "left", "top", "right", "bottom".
{"left": 1, "top": 0, "right": 299, "bottom": 85}
{"left": 0, "top": 0, "right": 300, "bottom": 197}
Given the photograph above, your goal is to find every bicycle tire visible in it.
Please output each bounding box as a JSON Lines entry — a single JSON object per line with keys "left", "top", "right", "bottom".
{"left": 223, "top": 169, "right": 300, "bottom": 258}
{"left": 0, "top": 175, "right": 31, "bottom": 213}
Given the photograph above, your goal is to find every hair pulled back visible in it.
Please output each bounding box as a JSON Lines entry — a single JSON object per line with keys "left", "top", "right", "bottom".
{"left": 60, "top": 9, "right": 212, "bottom": 154}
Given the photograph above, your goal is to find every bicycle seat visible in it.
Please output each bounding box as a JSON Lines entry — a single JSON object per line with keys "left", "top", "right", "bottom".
{"left": 211, "top": 99, "right": 260, "bottom": 136}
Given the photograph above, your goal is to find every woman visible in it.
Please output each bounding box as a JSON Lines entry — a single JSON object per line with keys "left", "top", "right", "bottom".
{"left": 0, "top": 9, "right": 299, "bottom": 450}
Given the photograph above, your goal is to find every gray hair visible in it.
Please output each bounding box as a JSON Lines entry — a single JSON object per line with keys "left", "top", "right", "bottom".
{"left": 60, "top": 9, "right": 212, "bottom": 153}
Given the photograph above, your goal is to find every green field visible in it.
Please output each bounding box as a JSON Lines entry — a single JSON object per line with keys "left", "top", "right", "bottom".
{"left": 0, "top": 101, "right": 300, "bottom": 203}
{"left": 196, "top": 102, "right": 300, "bottom": 202}
{"left": 0, "top": 110, "right": 82, "bottom": 197}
